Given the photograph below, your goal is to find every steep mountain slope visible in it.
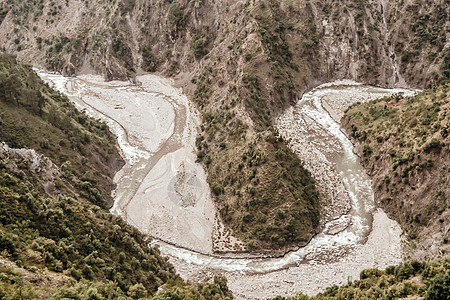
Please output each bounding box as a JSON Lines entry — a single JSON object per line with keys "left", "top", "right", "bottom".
{"left": 1, "top": 0, "right": 448, "bottom": 86}
{"left": 0, "top": 53, "right": 122, "bottom": 208}
{"left": 0, "top": 53, "right": 233, "bottom": 299}
{"left": 0, "top": 0, "right": 448, "bottom": 251}
{"left": 342, "top": 84, "right": 450, "bottom": 260}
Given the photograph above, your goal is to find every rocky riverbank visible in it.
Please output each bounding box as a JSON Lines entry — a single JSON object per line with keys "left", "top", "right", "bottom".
{"left": 159, "top": 81, "right": 409, "bottom": 298}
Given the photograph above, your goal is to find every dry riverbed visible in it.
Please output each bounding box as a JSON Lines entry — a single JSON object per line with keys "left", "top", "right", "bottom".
{"left": 38, "top": 72, "right": 219, "bottom": 254}
{"left": 39, "top": 73, "right": 410, "bottom": 299}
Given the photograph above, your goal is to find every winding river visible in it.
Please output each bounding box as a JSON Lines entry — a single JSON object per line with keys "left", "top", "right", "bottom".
{"left": 38, "top": 71, "right": 415, "bottom": 299}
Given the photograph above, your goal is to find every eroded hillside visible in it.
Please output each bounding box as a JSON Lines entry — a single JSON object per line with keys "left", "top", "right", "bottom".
{"left": 1, "top": 0, "right": 449, "bottom": 251}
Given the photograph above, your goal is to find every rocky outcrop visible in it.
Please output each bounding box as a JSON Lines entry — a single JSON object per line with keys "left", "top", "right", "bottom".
{"left": 1, "top": 0, "right": 448, "bottom": 87}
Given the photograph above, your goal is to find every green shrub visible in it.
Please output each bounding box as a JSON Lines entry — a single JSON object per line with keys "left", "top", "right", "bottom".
{"left": 192, "top": 37, "right": 207, "bottom": 59}
{"left": 425, "top": 272, "right": 450, "bottom": 300}
{"left": 168, "top": 1, "right": 185, "bottom": 29}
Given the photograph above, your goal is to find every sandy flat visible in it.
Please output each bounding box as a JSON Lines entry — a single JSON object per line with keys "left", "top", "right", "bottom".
{"left": 38, "top": 72, "right": 217, "bottom": 254}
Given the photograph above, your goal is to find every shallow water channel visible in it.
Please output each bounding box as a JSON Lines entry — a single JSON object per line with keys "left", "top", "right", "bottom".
{"left": 155, "top": 81, "right": 415, "bottom": 273}
{"left": 37, "top": 72, "right": 415, "bottom": 298}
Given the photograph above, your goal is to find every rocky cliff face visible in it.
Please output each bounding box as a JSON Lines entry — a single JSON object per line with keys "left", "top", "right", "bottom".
{"left": 1, "top": 0, "right": 448, "bottom": 251}
{"left": 1, "top": 0, "right": 448, "bottom": 86}
{"left": 306, "top": 0, "right": 449, "bottom": 88}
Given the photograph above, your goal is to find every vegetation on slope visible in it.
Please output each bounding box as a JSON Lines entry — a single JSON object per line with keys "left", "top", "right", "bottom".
{"left": 192, "top": 1, "right": 321, "bottom": 251}
{"left": 275, "top": 258, "right": 450, "bottom": 300}
{"left": 0, "top": 151, "right": 175, "bottom": 294}
{"left": 0, "top": 151, "right": 232, "bottom": 298}
{"left": 0, "top": 52, "right": 121, "bottom": 208}
{"left": 0, "top": 53, "right": 233, "bottom": 299}
{"left": 342, "top": 84, "right": 449, "bottom": 259}
{"left": 196, "top": 104, "right": 320, "bottom": 250}
{"left": 391, "top": 0, "right": 450, "bottom": 86}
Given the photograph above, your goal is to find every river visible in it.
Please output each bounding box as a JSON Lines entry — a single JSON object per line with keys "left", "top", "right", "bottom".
{"left": 37, "top": 71, "right": 414, "bottom": 299}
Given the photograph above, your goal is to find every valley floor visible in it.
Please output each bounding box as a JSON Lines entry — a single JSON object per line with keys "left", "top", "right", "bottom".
{"left": 38, "top": 72, "right": 222, "bottom": 254}
{"left": 170, "top": 209, "right": 402, "bottom": 299}
{"left": 38, "top": 73, "right": 411, "bottom": 299}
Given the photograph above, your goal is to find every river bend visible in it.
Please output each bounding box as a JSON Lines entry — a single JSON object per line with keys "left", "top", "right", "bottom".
{"left": 38, "top": 72, "right": 414, "bottom": 299}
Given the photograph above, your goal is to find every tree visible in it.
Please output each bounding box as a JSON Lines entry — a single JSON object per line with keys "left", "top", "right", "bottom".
{"left": 425, "top": 272, "right": 450, "bottom": 300}
{"left": 128, "top": 283, "right": 148, "bottom": 299}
